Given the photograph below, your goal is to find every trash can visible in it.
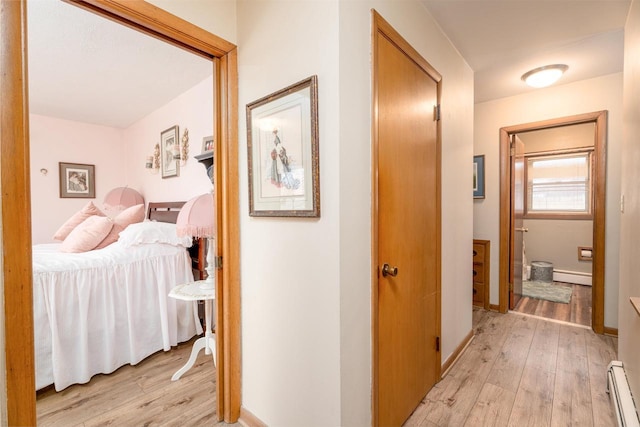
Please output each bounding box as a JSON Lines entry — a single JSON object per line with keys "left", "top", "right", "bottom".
{"left": 530, "top": 261, "right": 554, "bottom": 282}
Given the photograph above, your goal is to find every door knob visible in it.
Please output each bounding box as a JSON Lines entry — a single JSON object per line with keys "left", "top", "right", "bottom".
{"left": 382, "top": 263, "right": 398, "bottom": 277}
{"left": 515, "top": 227, "right": 529, "bottom": 232}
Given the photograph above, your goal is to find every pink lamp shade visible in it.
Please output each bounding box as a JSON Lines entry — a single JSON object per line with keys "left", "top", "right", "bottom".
{"left": 176, "top": 192, "right": 215, "bottom": 238}
{"left": 103, "top": 187, "right": 144, "bottom": 211}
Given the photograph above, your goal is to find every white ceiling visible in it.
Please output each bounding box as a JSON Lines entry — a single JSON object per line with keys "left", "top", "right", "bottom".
{"left": 28, "top": 1, "right": 632, "bottom": 126}
{"left": 27, "top": 0, "right": 212, "bottom": 129}
{"left": 421, "top": 0, "right": 631, "bottom": 103}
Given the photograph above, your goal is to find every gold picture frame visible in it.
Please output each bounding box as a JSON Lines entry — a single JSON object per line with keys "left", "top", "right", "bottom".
{"left": 246, "top": 76, "right": 320, "bottom": 217}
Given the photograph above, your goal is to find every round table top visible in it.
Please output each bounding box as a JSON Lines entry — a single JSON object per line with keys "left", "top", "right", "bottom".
{"left": 169, "top": 280, "right": 215, "bottom": 301}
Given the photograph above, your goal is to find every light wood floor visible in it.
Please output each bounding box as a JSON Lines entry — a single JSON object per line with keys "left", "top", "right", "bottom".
{"left": 36, "top": 336, "right": 238, "bottom": 426}
{"left": 404, "top": 308, "right": 617, "bottom": 426}
{"left": 513, "top": 282, "right": 592, "bottom": 327}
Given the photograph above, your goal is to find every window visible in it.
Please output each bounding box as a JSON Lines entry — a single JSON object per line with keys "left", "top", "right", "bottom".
{"left": 525, "top": 151, "right": 592, "bottom": 218}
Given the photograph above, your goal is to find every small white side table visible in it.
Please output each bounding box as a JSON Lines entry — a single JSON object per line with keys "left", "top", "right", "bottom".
{"left": 168, "top": 281, "right": 216, "bottom": 381}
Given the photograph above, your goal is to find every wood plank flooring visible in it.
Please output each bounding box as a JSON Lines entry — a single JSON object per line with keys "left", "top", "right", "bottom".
{"left": 36, "top": 337, "right": 238, "bottom": 426}
{"left": 513, "top": 282, "right": 592, "bottom": 327}
{"left": 404, "top": 308, "right": 618, "bottom": 427}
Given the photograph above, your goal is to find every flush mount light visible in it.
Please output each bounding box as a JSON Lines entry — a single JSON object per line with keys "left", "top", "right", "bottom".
{"left": 521, "top": 64, "right": 568, "bottom": 88}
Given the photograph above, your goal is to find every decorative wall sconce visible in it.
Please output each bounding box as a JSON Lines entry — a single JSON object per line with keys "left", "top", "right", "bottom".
{"left": 180, "top": 128, "right": 189, "bottom": 166}
{"left": 146, "top": 143, "right": 161, "bottom": 174}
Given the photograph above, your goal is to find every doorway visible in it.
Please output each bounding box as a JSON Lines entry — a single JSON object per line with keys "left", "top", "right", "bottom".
{"left": 372, "top": 10, "right": 442, "bottom": 427}
{"left": 499, "top": 111, "right": 607, "bottom": 334}
{"left": 0, "top": 1, "right": 240, "bottom": 424}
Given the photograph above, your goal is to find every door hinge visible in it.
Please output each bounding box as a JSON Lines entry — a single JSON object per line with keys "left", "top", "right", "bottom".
{"left": 436, "top": 336, "right": 440, "bottom": 352}
{"left": 434, "top": 104, "right": 441, "bottom": 122}
{"left": 510, "top": 139, "right": 515, "bottom": 156}
{"left": 509, "top": 282, "right": 514, "bottom": 292}
{"left": 215, "top": 256, "right": 223, "bottom": 269}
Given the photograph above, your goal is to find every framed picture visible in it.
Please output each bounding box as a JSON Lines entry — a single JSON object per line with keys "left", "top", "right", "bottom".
{"left": 59, "top": 162, "right": 95, "bottom": 198}
{"left": 246, "top": 75, "right": 320, "bottom": 217}
{"left": 201, "top": 135, "right": 214, "bottom": 153}
{"left": 161, "top": 125, "right": 180, "bottom": 178}
{"left": 473, "top": 155, "right": 485, "bottom": 199}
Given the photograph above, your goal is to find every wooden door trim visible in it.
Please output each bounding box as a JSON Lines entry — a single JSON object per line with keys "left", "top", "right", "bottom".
{"left": 1, "top": 1, "right": 240, "bottom": 423}
{"left": 1, "top": 1, "right": 36, "bottom": 424}
{"left": 371, "top": 10, "right": 442, "bottom": 426}
{"left": 498, "top": 111, "right": 607, "bottom": 334}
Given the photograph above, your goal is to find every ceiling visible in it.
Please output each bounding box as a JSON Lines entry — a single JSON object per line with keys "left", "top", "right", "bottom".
{"left": 27, "top": 1, "right": 632, "bottom": 127}
{"left": 27, "top": 0, "right": 212, "bottom": 129}
{"left": 422, "top": 0, "right": 631, "bottom": 103}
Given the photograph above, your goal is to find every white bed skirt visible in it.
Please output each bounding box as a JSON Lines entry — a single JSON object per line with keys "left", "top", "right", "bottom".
{"left": 33, "top": 242, "right": 202, "bottom": 391}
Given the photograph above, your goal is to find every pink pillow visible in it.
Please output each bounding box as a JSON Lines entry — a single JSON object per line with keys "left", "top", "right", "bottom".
{"left": 94, "top": 204, "right": 146, "bottom": 249}
{"left": 53, "top": 201, "right": 105, "bottom": 241}
{"left": 59, "top": 216, "right": 114, "bottom": 253}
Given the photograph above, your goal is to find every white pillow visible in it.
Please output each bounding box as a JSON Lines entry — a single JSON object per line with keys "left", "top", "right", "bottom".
{"left": 117, "top": 221, "right": 193, "bottom": 247}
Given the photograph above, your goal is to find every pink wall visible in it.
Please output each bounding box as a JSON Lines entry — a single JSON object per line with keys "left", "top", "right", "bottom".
{"left": 30, "top": 75, "right": 214, "bottom": 244}
{"left": 124, "top": 75, "right": 214, "bottom": 204}
{"left": 30, "top": 114, "right": 126, "bottom": 244}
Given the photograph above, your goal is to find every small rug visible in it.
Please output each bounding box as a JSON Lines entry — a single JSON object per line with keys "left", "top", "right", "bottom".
{"left": 522, "top": 280, "right": 572, "bottom": 304}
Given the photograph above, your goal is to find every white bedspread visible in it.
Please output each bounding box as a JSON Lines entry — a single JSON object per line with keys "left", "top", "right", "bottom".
{"left": 33, "top": 242, "right": 202, "bottom": 391}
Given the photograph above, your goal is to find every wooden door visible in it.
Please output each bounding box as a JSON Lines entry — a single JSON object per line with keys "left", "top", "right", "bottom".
{"left": 374, "top": 12, "right": 441, "bottom": 427}
{"left": 510, "top": 135, "right": 525, "bottom": 309}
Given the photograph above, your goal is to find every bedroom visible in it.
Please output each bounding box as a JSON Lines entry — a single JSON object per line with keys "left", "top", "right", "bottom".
{"left": 26, "top": 0, "right": 225, "bottom": 422}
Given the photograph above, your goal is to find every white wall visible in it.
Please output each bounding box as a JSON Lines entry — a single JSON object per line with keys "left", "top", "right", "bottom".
{"left": 237, "top": 1, "right": 473, "bottom": 426}
{"left": 237, "top": 1, "right": 341, "bottom": 425}
{"left": 619, "top": 0, "right": 640, "bottom": 403}
{"left": 474, "top": 72, "right": 623, "bottom": 328}
{"left": 29, "top": 114, "right": 126, "bottom": 244}
{"left": 125, "top": 76, "right": 214, "bottom": 204}
{"left": 146, "top": 0, "right": 237, "bottom": 44}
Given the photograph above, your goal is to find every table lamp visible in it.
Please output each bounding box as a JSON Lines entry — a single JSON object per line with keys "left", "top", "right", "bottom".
{"left": 176, "top": 192, "right": 215, "bottom": 289}
{"left": 103, "top": 186, "right": 144, "bottom": 211}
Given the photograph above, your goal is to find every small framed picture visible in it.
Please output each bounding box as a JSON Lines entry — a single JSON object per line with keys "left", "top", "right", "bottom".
{"left": 473, "top": 155, "right": 485, "bottom": 199}
{"left": 59, "top": 162, "right": 95, "bottom": 198}
{"left": 246, "top": 75, "right": 320, "bottom": 217}
{"left": 161, "top": 125, "right": 180, "bottom": 178}
{"left": 201, "top": 135, "right": 214, "bottom": 153}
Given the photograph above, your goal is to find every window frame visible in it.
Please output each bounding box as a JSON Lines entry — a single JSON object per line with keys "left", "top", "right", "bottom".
{"left": 523, "top": 148, "right": 594, "bottom": 220}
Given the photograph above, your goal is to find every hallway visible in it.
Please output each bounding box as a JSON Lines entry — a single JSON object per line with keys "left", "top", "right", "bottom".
{"left": 404, "top": 309, "right": 617, "bottom": 426}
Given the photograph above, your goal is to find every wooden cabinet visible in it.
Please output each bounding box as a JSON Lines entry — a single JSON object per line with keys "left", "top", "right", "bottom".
{"left": 473, "top": 240, "right": 490, "bottom": 308}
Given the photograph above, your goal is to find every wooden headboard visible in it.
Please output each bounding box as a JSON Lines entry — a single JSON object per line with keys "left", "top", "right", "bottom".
{"left": 146, "top": 201, "right": 207, "bottom": 281}
{"left": 147, "top": 201, "right": 186, "bottom": 223}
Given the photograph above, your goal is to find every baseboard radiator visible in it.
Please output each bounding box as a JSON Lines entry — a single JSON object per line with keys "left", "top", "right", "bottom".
{"left": 607, "top": 361, "right": 640, "bottom": 427}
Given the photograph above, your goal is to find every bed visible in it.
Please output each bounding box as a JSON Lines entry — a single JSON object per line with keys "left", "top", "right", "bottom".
{"left": 33, "top": 202, "right": 204, "bottom": 391}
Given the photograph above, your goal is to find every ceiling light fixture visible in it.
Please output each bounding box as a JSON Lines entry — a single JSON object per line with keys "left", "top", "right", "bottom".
{"left": 521, "top": 64, "right": 568, "bottom": 88}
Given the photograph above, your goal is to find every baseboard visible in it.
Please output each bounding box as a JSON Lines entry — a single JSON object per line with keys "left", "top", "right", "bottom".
{"left": 553, "top": 270, "right": 592, "bottom": 286}
{"left": 441, "top": 329, "right": 474, "bottom": 378}
{"left": 489, "top": 304, "right": 500, "bottom": 312}
{"left": 239, "top": 406, "right": 268, "bottom": 427}
{"left": 604, "top": 326, "right": 619, "bottom": 337}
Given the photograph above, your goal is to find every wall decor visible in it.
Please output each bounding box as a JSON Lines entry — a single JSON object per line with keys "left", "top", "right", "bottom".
{"left": 201, "top": 135, "right": 214, "bottom": 153}
{"left": 180, "top": 128, "right": 190, "bottom": 166}
{"left": 246, "top": 75, "right": 320, "bottom": 217}
{"left": 59, "top": 162, "right": 95, "bottom": 198}
{"left": 473, "top": 154, "right": 485, "bottom": 199}
{"left": 161, "top": 125, "right": 180, "bottom": 178}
